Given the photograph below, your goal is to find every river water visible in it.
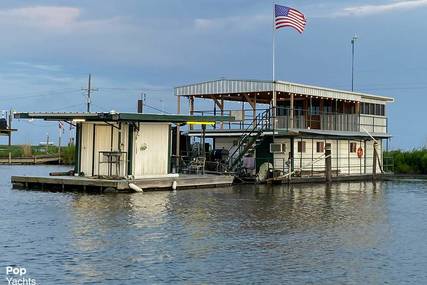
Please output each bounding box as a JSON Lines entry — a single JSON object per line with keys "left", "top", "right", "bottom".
{"left": 1, "top": 165, "right": 427, "bottom": 284}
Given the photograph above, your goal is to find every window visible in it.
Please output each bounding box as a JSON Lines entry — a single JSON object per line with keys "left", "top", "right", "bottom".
{"left": 360, "top": 103, "right": 386, "bottom": 116}
{"left": 316, "top": 142, "right": 324, "bottom": 153}
{"left": 375, "top": 104, "right": 381, "bottom": 115}
{"left": 298, "top": 141, "right": 306, "bottom": 153}
{"left": 350, "top": 142, "right": 357, "bottom": 153}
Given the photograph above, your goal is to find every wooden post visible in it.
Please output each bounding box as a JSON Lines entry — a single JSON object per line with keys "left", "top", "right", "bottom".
{"left": 290, "top": 93, "right": 294, "bottom": 129}
{"left": 212, "top": 96, "right": 224, "bottom": 129}
{"left": 244, "top": 94, "right": 256, "bottom": 127}
{"left": 176, "top": 96, "right": 181, "bottom": 172}
{"left": 58, "top": 131, "right": 61, "bottom": 165}
{"left": 189, "top": 96, "right": 194, "bottom": 130}
{"left": 253, "top": 94, "right": 257, "bottom": 126}
{"left": 8, "top": 110, "right": 12, "bottom": 164}
{"left": 221, "top": 98, "right": 224, "bottom": 129}
{"left": 373, "top": 141, "right": 378, "bottom": 180}
{"left": 325, "top": 143, "right": 332, "bottom": 183}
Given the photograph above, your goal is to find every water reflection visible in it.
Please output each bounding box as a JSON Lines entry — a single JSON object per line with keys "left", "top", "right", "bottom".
{"left": 62, "top": 181, "right": 392, "bottom": 283}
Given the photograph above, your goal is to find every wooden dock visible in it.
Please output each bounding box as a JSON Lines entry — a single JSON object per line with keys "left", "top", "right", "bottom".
{"left": 11, "top": 174, "right": 235, "bottom": 192}
{"left": 0, "top": 155, "right": 61, "bottom": 165}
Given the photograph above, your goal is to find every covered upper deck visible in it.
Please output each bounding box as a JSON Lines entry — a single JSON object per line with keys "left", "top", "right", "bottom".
{"left": 175, "top": 79, "right": 394, "bottom": 104}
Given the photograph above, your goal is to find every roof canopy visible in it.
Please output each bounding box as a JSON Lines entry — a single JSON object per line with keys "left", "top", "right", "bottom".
{"left": 14, "top": 112, "right": 234, "bottom": 123}
{"left": 175, "top": 79, "right": 394, "bottom": 104}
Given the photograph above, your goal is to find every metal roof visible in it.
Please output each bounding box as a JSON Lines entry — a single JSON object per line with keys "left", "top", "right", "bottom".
{"left": 175, "top": 79, "right": 394, "bottom": 104}
{"left": 14, "top": 112, "right": 234, "bottom": 123}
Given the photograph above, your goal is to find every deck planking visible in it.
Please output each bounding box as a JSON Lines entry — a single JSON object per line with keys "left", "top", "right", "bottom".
{"left": 11, "top": 174, "right": 235, "bottom": 192}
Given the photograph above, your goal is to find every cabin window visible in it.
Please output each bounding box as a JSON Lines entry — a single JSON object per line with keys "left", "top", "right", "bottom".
{"left": 375, "top": 104, "right": 381, "bottom": 115}
{"left": 298, "top": 141, "right": 306, "bottom": 153}
{"left": 349, "top": 142, "right": 357, "bottom": 153}
{"left": 316, "top": 142, "right": 324, "bottom": 153}
{"left": 360, "top": 103, "right": 386, "bottom": 116}
{"left": 324, "top": 105, "right": 332, "bottom": 114}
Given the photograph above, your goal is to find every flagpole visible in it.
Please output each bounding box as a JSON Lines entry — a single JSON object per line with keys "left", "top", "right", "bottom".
{"left": 272, "top": 2, "right": 277, "bottom": 131}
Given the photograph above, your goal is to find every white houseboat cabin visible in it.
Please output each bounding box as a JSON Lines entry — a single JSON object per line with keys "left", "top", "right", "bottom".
{"left": 14, "top": 112, "right": 232, "bottom": 179}
{"left": 175, "top": 79, "right": 394, "bottom": 180}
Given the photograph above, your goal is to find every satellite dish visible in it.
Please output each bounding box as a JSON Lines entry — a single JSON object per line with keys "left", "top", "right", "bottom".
{"left": 257, "top": 162, "right": 273, "bottom": 182}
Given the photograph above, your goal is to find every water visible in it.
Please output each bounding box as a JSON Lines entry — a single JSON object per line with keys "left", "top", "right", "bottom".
{"left": 1, "top": 166, "right": 427, "bottom": 284}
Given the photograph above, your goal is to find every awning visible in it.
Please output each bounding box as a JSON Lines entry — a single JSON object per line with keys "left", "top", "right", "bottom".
{"left": 14, "top": 112, "right": 234, "bottom": 124}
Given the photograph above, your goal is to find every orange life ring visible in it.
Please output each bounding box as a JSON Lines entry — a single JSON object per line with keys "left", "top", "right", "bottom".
{"left": 357, "top": 147, "right": 364, "bottom": 158}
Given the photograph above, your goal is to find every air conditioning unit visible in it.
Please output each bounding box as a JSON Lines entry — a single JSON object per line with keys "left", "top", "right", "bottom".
{"left": 270, "top": 143, "right": 286, "bottom": 153}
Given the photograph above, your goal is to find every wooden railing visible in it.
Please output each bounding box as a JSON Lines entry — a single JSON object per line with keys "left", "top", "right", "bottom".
{"left": 191, "top": 107, "right": 388, "bottom": 134}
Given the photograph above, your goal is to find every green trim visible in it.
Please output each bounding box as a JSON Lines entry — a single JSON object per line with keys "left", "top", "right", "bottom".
{"left": 127, "top": 124, "right": 134, "bottom": 175}
{"left": 91, "top": 124, "right": 96, "bottom": 176}
{"left": 14, "top": 112, "right": 234, "bottom": 123}
{"left": 74, "top": 123, "right": 82, "bottom": 174}
{"left": 168, "top": 125, "right": 172, "bottom": 173}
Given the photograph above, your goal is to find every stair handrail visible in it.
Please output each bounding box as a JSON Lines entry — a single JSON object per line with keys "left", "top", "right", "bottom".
{"left": 226, "top": 108, "right": 271, "bottom": 169}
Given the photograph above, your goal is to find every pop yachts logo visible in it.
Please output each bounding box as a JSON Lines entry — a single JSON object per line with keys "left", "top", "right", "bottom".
{"left": 5, "top": 267, "right": 37, "bottom": 285}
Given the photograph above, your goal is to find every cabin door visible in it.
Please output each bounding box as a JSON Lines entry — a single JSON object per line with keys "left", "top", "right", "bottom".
{"left": 133, "top": 123, "right": 170, "bottom": 177}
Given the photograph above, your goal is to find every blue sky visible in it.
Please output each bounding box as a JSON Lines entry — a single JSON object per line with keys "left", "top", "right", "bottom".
{"left": 1, "top": 0, "right": 426, "bottom": 149}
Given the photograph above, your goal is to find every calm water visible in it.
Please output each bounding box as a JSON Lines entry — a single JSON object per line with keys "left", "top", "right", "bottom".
{"left": 1, "top": 166, "right": 427, "bottom": 284}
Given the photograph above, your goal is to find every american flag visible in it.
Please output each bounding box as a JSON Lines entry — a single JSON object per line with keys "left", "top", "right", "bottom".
{"left": 275, "top": 4, "right": 306, "bottom": 33}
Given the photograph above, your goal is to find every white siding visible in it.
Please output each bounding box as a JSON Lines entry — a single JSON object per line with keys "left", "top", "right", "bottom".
{"left": 94, "top": 125, "right": 113, "bottom": 176}
{"left": 79, "top": 122, "right": 129, "bottom": 177}
{"left": 360, "top": 115, "right": 387, "bottom": 133}
{"left": 272, "top": 137, "right": 383, "bottom": 176}
{"left": 273, "top": 138, "right": 291, "bottom": 172}
{"left": 80, "top": 123, "right": 94, "bottom": 176}
{"left": 133, "top": 123, "right": 170, "bottom": 177}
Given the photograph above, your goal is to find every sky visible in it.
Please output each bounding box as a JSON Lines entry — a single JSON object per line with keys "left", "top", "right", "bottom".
{"left": 1, "top": 0, "right": 426, "bottom": 149}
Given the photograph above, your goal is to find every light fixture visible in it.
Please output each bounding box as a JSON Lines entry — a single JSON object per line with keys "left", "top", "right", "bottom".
{"left": 187, "top": 121, "right": 215, "bottom": 125}
{"left": 72, "top": 118, "right": 86, "bottom": 122}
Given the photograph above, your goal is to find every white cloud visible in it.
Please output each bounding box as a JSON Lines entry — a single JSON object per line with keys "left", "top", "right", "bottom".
{"left": 194, "top": 14, "right": 269, "bottom": 31}
{"left": 336, "top": 0, "right": 427, "bottom": 17}
{"left": 10, "top": 61, "right": 63, "bottom": 72}
{"left": 0, "top": 6, "right": 81, "bottom": 28}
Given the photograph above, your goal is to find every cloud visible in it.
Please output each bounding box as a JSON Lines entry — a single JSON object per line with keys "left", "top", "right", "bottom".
{"left": 0, "top": 6, "right": 81, "bottom": 28}
{"left": 194, "top": 14, "right": 269, "bottom": 32}
{"left": 336, "top": 0, "right": 427, "bottom": 17}
{"left": 10, "top": 61, "right": 63, "bottom": 72}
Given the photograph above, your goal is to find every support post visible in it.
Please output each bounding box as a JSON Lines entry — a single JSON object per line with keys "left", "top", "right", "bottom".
{"left": 8, "top": 110, "right": 12, "bottom": 164}
{"left": 253, "top": 94, "right": 257, "bottom": 126}
{"left": 244, "top": 94, "right": 257, "bottom": 127}
{"left": 58, "top": 126, "right": 61, "bottom": 165}
{"left": 176, "top": 96, "right": 181, "bottom": 171}
{"left": 201, "top": 124, "right": 206, "bottom": 175}
{"left": 290, "top": 93, "right": 294, "bottom": 129}
{"left": 373, "top": 141, "right": 378, "bottom": 180}
{"left": 325, "top": 143, "right": 332, "bottom": 183}
{"left": 220, "top": 98, "right": 224, "bottom": 129}
{"left": 212, "top": 96, "right": 224, "bottom": 129}
{"left": 189, "top": 96, "right": 194, "bottom": 130}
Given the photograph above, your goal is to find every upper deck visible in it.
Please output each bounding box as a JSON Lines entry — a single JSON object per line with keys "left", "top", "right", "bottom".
{"left": 175, "top": 79, "right": 394, "bottom": 137}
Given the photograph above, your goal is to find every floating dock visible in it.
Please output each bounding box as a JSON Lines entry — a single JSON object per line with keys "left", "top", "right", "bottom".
{"left": 11, "top": 174, "right": 234, "bottom": 192}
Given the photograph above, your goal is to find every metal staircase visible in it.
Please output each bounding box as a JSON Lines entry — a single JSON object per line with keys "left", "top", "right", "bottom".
{"left": 226, "top": 109, "right": 271, "bottom": 171}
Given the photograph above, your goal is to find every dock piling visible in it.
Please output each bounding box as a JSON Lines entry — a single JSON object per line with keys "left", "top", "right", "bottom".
{"left": 325, "top": 143, "right": 332, "bottom": 183}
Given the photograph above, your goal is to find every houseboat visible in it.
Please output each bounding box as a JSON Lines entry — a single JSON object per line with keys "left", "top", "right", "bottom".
{"left": 11, "top": 112, "right": 235, "bottom": 192}
{"left": 174, "top": 79, "right": 394, "bottom": 182}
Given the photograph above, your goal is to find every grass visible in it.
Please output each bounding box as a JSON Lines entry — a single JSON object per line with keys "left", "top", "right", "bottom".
{"left": 384, "top": 149, "right": 427, "bottom": 174}
{"left": 0, "top": 144, "right": 75, "bottom": 164}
